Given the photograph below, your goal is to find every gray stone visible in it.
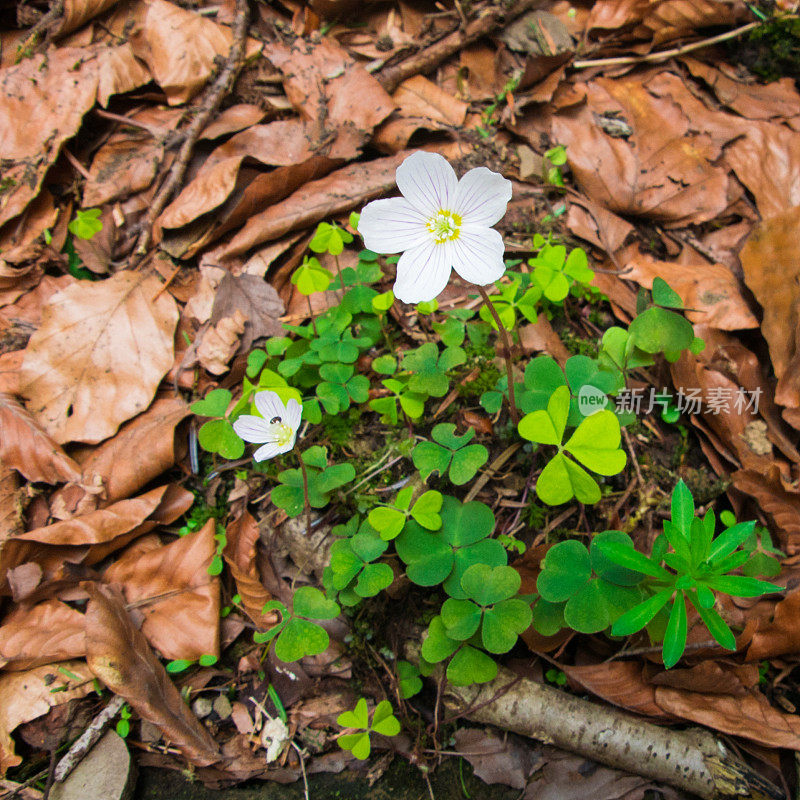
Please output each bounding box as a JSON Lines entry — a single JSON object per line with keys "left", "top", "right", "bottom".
{"left": 51, "top": 731, "right": 135, "bottom": 800}
{"left": 212, "top": 694, "right": 232, "bottom": 720}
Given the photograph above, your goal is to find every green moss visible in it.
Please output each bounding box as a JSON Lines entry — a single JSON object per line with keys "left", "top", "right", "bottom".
{"left": 735, "top": 13, "right": 800, "bottom": 82}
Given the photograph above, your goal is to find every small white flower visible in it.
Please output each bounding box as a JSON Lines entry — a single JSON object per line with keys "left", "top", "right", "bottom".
{"left": 358, "top": 151, "right": 512, "bottom": 304}
{"left": 233, "top": 391, "right": 302, "bottom": 462}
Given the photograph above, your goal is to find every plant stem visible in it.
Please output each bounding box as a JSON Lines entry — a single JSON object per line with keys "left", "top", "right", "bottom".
{"left": 297, "top": 449, "right": 312, "bottom": 539}
{"left": 306, "top": 295, "right": 318, "bottom": 336}
{"left": 477, "top": 285, "right": 520, "bottom": 426}
{"left": 333, "top": 254, "right": 344, "bottom": 301}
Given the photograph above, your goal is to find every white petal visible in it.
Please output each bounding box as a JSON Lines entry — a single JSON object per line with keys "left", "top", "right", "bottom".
{"left": 285, "top": 399, "right": 302, "bottom": 432}
{"left": 358, "top": 197, "right": 429, "bottom": 254}
{"left": 255, "top": 391, "right": 286, "bottom": 423}
{"left": 396, "top": 151, "right": 458, "bottom": 217}
{"left": 393, "top": 240, "right": 453, "bottom": 304}
{"left": 233, "top": 415, "right": 271, "bottom": 444}
{"left": 451, "top": 226, "right": 506, "bottom": 286}
{"left": 453, "top": 167, "right": 512, "bottom": 227}
{"left": 253, "top": 442, "right": 284, "bottom": 461}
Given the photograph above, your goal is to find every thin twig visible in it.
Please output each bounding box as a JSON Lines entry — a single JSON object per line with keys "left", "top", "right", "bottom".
{"left": 62, "top": 149, "right": 90, "bottom": 180}
{"left": 132, "top": 0, "right": 250, "bottom": 258}
{"left": 290, "top": 742, "right": 310, "bottom": 800}
{"left": 54, "top": 695, "right": 126, "bottom": 782}
{"left": 15, "top": 0, "right": 64, "bottom": 61}
{"left": 572, "top": 21, "right": 760, "bottom": 70}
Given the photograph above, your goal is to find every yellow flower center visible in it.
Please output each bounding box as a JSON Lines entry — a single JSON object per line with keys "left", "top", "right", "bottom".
{"left": 268, "top": 418, "right": 294, "bottom": 447}
{"left": 426, "top": 209, "right": 462, "bottom": 244}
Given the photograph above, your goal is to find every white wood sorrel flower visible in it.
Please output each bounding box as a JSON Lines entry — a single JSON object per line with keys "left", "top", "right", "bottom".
{"left": 358, "top": 151, "right": 512, "bottom": 304}
{"left": 233, "top": 391, "right": 302, "bottom": 462}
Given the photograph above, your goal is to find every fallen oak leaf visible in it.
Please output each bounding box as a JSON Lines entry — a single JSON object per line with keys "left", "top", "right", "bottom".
{"left": 102, "top": 519, "right": 220, "bottom": 661}
{"left": 20, "top": 270, "right": 179, "bottom": 445}
{"left": 84, "top": 582, "right": 220, "bottom": 767}
{"left": 0, "top": 393, "right": 81, "bottom": 485}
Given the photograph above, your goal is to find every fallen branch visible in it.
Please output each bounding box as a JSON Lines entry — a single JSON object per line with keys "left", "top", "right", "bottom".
{"left": 132, "top": 0, "right": 250, "bottom": 258}
{"left": 54, "top": 695, "right": 125, "bottom": 783}
{"left": 378, "top": 0, "right": 540, "bottom": 93}
{"left": 439, "top": 664, "right": 784, "bottom": 800}
{"left": 572, "top": 21, "right": 759, "bottom": 70}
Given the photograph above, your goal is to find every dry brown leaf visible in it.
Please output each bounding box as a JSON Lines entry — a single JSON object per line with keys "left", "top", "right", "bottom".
{"left": 222, "top": 151, "right": 409, "bottom": 258}
{"left": 648, "top": 661, "right": 758, "bottom": 695}
{"left": 83, "top": 107, "right": 183, "bottom": 207}
{"left": 0, "top": 191, "right": 59, "bottom": 268}
{"left": 453, "top": 728, "right": 538, "bottom": 790}
{"left": 620, "top": 249, "right": 758, "bottom": 330}
{"left": 197, "top": 310, "right": 246, "bottom": 375}
{"left": 7, "top": 563, "right": 42, "bottom": 602}
{"left": 207, "top": 272, "right": 283, "bottom": 353}
{"left": 682, "top": 58, "right": 800, "bottom": 121}
{"left": 126, "top": 0, "right": 261, "bottom": 105}
{"left": 519, "top": 315, "right": 570, "bottom": 363}
{"left": 0, "top": 484, "right": 193, "bottom": 590}
{"left": 102, "top": 520, "right": 220, "bottom": 661}
{"left": 724, "top": 121, "right": 800, "bottom": 219}
{"left": 0, "top": 599, "right": 85, "bottom": 671}
{"left": 224, "top": 511, "right": 276, "bottom": 631}
{"left": 20, "top": 270, "right": 179, "bottom": 445}
{"left": 55, "top": 0, "right": 121, "bottom": 36}
{"left": 200, "top": 104, "right": 265, "bottom": 139}
{"left": 552, "top": 77, "right": 730, "bottom": 225}
{"left": 740, "top": 206, "right": 800, "bottom": 408}
{"left": 0, "top": 49, "right": 99, "bottom": 227}
{"left": 267, "top": 37, "right": 394, "bottom": 160}
{"left": 746, "top": 586, "right": 800, "bottom": 661}
{"left": 0, "top": 661, "right": 94, "bottom": 775}
{"left": 84, "top": 583, "right": 220, "bottom": 766}
{"left": 0, "top": 393, "right": 81, "bottom": 484}
{"left": 0, "top": 466, "right": 22, "bottom": 540}
{"left": 654, "top": 686, "right": 800, "bottom": 750}
{"left": 566, "top": 196, "right": 634, "bottom": 257}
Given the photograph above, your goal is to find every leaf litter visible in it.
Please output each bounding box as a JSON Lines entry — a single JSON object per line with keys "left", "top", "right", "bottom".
{"left": 2, "top": 0, "right": 800, "bottom": 797}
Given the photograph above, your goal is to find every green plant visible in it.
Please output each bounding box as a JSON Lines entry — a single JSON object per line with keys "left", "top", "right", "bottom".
{"left": 68, "top": 207, "right": 103, "bottom": 240}
{"left": 116, "top": 704, "right": 132, "bottom": 738}
{"left": 255, "top": 586, "right": 341, "bottom": 663}
{"left": 543, "top": 144, "right": 567, "bottom": 186}
{"left": 595, "top": 481, "right": 781, "bottom": 667}
{"left": 397, "top": 660, "right": 423, "bottom": 699}
{"left": 528, "top": 244, "right": 594, "bottom": 303}
{"left": 309, "top": 221, "right": 353, "bottom": 256}
{"left": 401, "top": 343, "right": 466, "bottom": 397}
{"left": 271, "top": 446, "right": 355, "bottom": 517}
{"left": 292, "top": 255, "right": 333, "bottom": 295}
{"left": 368, "top": 487, "right": 443, "bottom": 540}
{"left": 518, "top": 385, "right": 626, "bottom": 505}
{"left": 412, "top": 424, "right": 489, "bottom": 486}
{"left": 191, "top": 388, "right": 244, "bottom": 459}
{"left": 336, "top": 698, "right": 400, "bottom": 760}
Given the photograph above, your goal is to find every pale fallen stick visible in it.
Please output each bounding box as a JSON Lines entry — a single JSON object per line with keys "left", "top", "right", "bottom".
{"left": 54, "top": 695, "right": 125, "bottom": 783}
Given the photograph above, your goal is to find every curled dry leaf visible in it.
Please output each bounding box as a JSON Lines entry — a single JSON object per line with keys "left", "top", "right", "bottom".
{"left": 124, "top": 0, "right": 261, "bottom": 105}
{"left": 654, "top": 687, "right": 800, "bottom": 751}
{"left": 199, "top": 104, "right": 265, "bottom": 140}
{"left": 453, "top": 727, "right": 538, "bottom": 790}
{"left": 103, "top": 519, "right": 220, "bottom": 661}
{"left": 0, "top": 484, "right": 193, "bottom": 591}
{"left": 197, "top": 310, "right": 247, "bottom": 375}
{"left": 54, "top": 0, "right": 122, "bottom": 36}
{"left": 222, "top": 150, "right": 409, "bottom": 257}
{"left": 746, "top": 587, "right": 800, "bottom": 661}
{"left": 84, "top": 583, "right": 220, "bottom": 766}
{"left": 0, "top": 466, "right": 22, "bottom": 539}
{"left": 740, "top": 206, "right": 800, "bottom": 409}
{"left": 0, "top": 661, "right": 94, "bottom": 776}
{"left": 0, "top": 191, "right": 59, "bottom": 268}
{"left": 20, "top": 270, "right": 179, "bottom": 445}
{"left": 0, "top": 599, "right": 85, "bottom": 671}
{"left": 223, "top": 511, "right": 276, "bottom": 631}
{"left": 0, "top": 393, "right": 81, "bottom": 484}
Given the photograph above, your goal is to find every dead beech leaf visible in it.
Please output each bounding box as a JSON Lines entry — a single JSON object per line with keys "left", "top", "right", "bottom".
{"left": 746, "top": 586, "right": 800, "bottom": 661}
{"left": 0, "top": 393, "right": 81, "bottom": 484}
{"left": 453, "top": 728, "right": 538, "bottom": 790}
{"left": 84, "top": 583, "right": 220, "bottom": 766}
{"left": 224, "top": 512, "right": 276, "bottom": 631}
{"left": 551, "top": 77, "right": 730, "bottom": 225}
{"left": 207, "top": 272, "right": 284, "bottom": 353}
{"left": 0, "top": 484, "right": 193, "bottom": 590}
{"left": 740, "top": 206, "right": 800, "bottom": 408}
{"left": 197, "top": 310, "right": 247, "bottom": 375}
{"left": 55, "top": 0, "right": 121, "bottom": 36}
{"left": 0, "top": 49, "right": 99, "bottom": 227}
{"left": 0, "top": 599, "right": 85, "bottom": 671}
{"left": 620, "top": 249, "right": 758, "bottom": 331}
{"left": 724, "top": 121, "right": 800, "bottom": 219}
{"left": 222, "top": 150, "right": 409, "bottom": 257}
{"left": 648, "top": 661, "right": 758, "bottom": 695}
{"left": 654, "top": 687, "right": 800, "bottom": 750}
{"left": 126, "top": 0, "right": 261, "bottom": 105}
{"left": 103, "top": 520, "right": 220, "bottom": 661}
{"left": 0, "top": 661, "right": 94, "bottom": 776}
{"left": 518, "top": 314, "right": 570, "bottom": 363}
{"left": 20, "top": 270, "right": 179, "bottom": 445}
{"left": 566, "top": 195, "right": 634, "bottom": 257}
{"left": 267, "top": 37, "right": 394, "bottom": 160}
{"left": 0, "top": 191, "right": 59, "bottom": 268}
{"left": 0, "top": 466, "right": 22, "bottom": 539}
{"left": 200, "top": 104, "right": 265, "bottom": 140}
{"left": 83, "top": 107, "right": 183, "bottom": 207}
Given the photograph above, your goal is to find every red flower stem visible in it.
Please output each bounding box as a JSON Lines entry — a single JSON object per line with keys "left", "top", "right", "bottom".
{"left": 477, "top": 285, "right": 520, "bottom": 426}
